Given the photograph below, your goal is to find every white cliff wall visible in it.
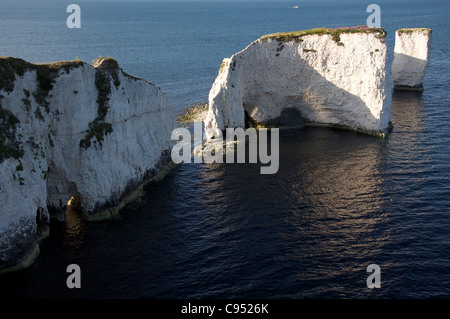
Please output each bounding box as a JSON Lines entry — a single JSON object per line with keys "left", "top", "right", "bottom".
{"left": 392, "top": 28, "right": 432, "bottom": 90}
{"left": 0, "top": 57, "right": 175, "bottom": 274}
{"left": 205, "top": 28, "right": 392, "bottom": 139}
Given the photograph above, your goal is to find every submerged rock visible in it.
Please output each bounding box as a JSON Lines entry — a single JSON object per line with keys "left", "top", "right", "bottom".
{"left": 0, "top": 57, "right": 176, "bottom": 274}
{"left": 205, "top": 27, "right": 393, "bottom": 138}
{"left": 392, "top": 28, "right": 432, "bottom": 91}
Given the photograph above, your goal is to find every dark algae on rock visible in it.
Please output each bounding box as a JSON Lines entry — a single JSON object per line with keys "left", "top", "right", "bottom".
{"left": 0, "top": 96, "right": 23, "bottom": 163}
{"left": 79, "top": 57, "right": 121, "bottom": 150}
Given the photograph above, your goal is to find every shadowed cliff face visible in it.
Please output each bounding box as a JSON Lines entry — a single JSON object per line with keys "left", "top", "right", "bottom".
{"left": 205, "top": 30, "right": 392, "bottom": 139}
{"left": 241, "top": 57, "right": 385, "bottom": 131}
{"left": 392, "top": 53, "right": 428, "bottom": 90}
{"left": 275, "top": 108, "right": 305, "bottom": 128}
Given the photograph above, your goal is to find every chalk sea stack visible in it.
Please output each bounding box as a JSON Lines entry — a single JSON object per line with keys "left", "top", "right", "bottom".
{"left": 0, "top": 57, "right": 176, "bottom": 274}
{"left": 205, "top": 26, "right": 393, "bottom": 139}
{"left": 392, "top": 28, "right": 432, "bottom": 91}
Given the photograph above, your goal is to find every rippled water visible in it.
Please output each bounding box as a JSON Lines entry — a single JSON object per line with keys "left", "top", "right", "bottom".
{"left": 1, "top": 0, "right": 450, "bottom": 298}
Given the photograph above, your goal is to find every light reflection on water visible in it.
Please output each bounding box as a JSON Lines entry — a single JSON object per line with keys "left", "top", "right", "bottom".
{"left": 181, "top": 125, "right": 392, "bottom": 298}
{"left": 61, "top": 208, "right": 86, "bottom": 261}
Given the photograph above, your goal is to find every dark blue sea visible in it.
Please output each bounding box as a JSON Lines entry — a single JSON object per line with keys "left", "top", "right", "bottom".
{"left": 0, "top": 0, "right": 450, "bottom": 298}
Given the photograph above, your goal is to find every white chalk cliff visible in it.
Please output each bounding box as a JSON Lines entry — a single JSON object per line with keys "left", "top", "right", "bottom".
{"left": 205, "top": 27, "right": 393, "bottom": 139}
{"left": 392, "top": 28, "right": 432, "bottom": 90}
{"left": 0, "top": 57, "right": 175, "bottom": 274}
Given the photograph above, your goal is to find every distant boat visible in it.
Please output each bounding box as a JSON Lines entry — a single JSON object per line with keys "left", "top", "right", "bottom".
{"left": 292, "top": 5, "right": 299, "bottom": 9}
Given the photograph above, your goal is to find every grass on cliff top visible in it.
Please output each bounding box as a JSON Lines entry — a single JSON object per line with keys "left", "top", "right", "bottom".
{"left": 37, "top": 59, "right": 86, "bottom": 72}
{"left": 260, "top": 26, "right": 387, "bottom": 43}
{"left": 1, "top": 56, "right": 85, "bottom": 69}
{"left": 397, "top": 28, "right": 432, "bottom": 34}
{"left": 0, "top": 57, "right": 86, "bottom": 94}
{"left": 92, "top": 56, "right": 119, "bottom": 69}
{"left": 92, "top": 56, "right": 147, "bottom": 82}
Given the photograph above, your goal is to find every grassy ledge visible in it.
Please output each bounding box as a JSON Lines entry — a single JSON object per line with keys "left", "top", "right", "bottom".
{"left": 260, "top": 26, "right": 387, "bottom": 45}
{"left": 397, "top": 28, "right": 432, "bottom": 35}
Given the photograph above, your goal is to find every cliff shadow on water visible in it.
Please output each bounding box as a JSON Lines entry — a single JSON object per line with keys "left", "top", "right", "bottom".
{"left": 389, "top": 89, "right": 426, "bottom": 146}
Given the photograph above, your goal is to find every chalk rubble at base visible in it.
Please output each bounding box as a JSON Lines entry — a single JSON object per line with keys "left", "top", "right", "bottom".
{"left": 392, "top": 28, "right": 432, "bottom": 91}
{"left": 0, "top": 57, "right": 176, "bottom": 274}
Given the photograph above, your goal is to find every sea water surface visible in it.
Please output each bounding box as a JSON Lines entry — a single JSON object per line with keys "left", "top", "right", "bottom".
{"left": 0, "top": 0, "right": 450, "bottom": 298}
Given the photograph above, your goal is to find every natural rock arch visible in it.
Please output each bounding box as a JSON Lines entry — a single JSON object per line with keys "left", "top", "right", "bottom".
{"left": 205, "top": 27, "right": 393, "bottom": 139}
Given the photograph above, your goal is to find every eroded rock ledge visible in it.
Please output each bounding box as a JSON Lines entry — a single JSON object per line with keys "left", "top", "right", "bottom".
{"left": 0, "top": 57, "right": 176, "bottom": 274}
{"left": 205, "top": 26, "right": 393, "bottom": 139}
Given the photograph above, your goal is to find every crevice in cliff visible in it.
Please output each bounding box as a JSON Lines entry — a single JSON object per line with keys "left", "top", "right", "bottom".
{"left": 79, "top": 57, "right": 118, "bottom": 150}
{"left": 36, "top": 207, "right": 50, "bottom": 241}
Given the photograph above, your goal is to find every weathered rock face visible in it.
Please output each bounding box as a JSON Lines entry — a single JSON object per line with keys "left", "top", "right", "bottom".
{"left": 0, "top": 57, "right": 175, "bottom": 274}
{"left": 392, "top": 28, "right": 432, "bottom": 91}
{"left": 205, "top": 27, "right": 393, "bottom": 139}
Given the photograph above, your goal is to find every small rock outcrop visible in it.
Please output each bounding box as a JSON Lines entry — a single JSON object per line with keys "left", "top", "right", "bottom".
{"left": 0, "top": 57, "right": 176, "bottom": 274}
{"left": 392, "top": 28, "right": 432, "bottom": 91}
{"left": 205, "top": 27, "right": 393, "bottom": 139}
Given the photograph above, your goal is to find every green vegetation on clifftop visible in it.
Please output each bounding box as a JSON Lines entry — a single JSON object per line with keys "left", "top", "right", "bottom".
{"left": 397, "top": 28, "right": 432, "bottom": 34}
{"left": 0, "top": 57, "right": 85, "bottom": 103}
{"left": 260, "top": 26, "right": 387, "bottom": 45}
